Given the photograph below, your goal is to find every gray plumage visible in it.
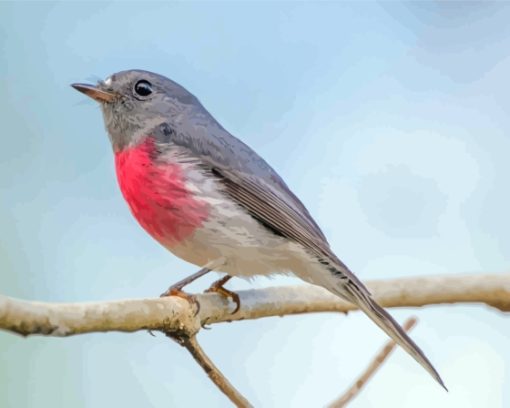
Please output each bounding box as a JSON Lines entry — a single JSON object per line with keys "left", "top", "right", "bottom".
{"left": 73, "top": 69, "right": 446, "bottom": 390}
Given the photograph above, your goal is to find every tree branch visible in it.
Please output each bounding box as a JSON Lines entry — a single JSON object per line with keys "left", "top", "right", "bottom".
{"left": 1, "top": 274, "right": 509, "bottom": 338}
{"left": 327, "top": 317, "right": 418, "bottom": 408}
{"left": 2, "top": 273, "right": 509, "bottom": 407}
{"left": 174, "top": 334, "right": 253, "bottom": 408}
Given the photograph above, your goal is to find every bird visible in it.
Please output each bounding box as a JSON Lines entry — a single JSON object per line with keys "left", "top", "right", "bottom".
{"left": 72, "top": 69, "right": 445, "bottom": 389}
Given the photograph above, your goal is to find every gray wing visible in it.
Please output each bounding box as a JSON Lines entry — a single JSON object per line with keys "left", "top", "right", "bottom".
{"left": 157, "top": 116, "right": 366, "bottom": 289}
{"left": 158, "top": 119, "right": 445, "bottom": 387}
{"left": 210, "top": 165, "right": 367, "bottom": 290}
{"left": 166, "top": 113, "right": 328, "bottom": 242}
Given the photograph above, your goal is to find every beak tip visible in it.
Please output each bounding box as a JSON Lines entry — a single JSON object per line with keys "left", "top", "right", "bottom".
{"left": 70, "top": 82, "right": 115, "bottom": 103}
{"left": 71, "top": 83, "right": 90, "bottom": 93}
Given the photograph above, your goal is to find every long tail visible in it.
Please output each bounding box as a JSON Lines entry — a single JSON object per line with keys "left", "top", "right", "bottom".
{"left": 329, "top": 278, "right": 447, "bottom": 390}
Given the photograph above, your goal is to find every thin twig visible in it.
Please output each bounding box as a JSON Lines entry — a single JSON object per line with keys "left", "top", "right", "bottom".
{"left": 178, "top": 335, "right": 253, "bottom": 408}
{"left": 328, "top": 317, "right": 418, "bottom": 408}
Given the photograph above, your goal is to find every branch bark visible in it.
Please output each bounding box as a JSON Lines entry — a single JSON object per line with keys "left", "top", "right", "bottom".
{"left": 171, "top": 334, "right": 253, "bottom": 408}
{"left": 1, "top": 274, "right": 508, "bottom": 338}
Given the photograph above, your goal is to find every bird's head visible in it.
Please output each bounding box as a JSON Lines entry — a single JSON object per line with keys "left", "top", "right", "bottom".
{"left": 72, "top": 69, "right": 200, "bottom": 151}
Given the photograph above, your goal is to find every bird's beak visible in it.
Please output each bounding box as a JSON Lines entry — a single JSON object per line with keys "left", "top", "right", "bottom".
{"left": 71, "top": 83, "right": 117, "bottom": 103}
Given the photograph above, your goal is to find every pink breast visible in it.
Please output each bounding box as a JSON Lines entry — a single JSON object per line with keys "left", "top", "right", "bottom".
{"left": 114, "top": 137, "right": 209, "bottom": 246}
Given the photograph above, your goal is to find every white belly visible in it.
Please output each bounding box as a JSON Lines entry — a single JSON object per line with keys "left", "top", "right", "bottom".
{"left": 159, "top": 151, "right": 314, "bottom": 278}
{"left": 166, "top": 193, "right": 301, "bottom": 277}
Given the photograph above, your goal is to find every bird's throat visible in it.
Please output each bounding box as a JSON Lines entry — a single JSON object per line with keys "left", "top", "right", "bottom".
{"left": 114, "top": 136, "right": 209, "bottom": 246}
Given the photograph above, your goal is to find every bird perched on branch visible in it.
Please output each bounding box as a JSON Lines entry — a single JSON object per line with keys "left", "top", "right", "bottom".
{"left": 72, "top": 70, "right": 445, "bottom": 389}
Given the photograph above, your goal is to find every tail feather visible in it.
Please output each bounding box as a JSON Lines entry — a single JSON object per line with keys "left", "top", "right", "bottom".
{"left": 334, "top": 280, "right": 447, "bottom": 390}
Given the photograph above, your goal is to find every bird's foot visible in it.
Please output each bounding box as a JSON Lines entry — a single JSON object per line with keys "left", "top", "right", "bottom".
{"left": 159, "top": 266, "right": 213, "bottom": 316}
{"left": 205, "top": 275, "right": 240, "bottom": 314}
{"left": 160, "top": 287, "right": 200, "bottom": 316}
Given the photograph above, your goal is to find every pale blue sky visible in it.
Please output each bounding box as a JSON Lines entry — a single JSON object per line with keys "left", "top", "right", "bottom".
{"left": 1, "top": 2, "right": 509, "bottom": 407}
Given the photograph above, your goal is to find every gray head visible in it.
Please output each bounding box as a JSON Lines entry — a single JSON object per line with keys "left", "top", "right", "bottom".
{"left": 72, "top": 70, "right": 203, "bottom": 151}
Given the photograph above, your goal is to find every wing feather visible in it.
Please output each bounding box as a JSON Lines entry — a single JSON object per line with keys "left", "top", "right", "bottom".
{"left": 157, "top": 121, "right": 367, "bottom": 289}
{"left": 211, "top": 166, "right": 368, "bottom": 290}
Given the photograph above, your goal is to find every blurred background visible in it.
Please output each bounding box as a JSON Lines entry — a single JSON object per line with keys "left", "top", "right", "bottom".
{"left": 1, "top": 2, "right": 509, "bottom": 407}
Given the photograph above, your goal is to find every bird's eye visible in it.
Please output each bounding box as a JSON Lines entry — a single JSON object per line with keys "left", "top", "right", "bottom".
{"left": 134, "top": 80, "right": 153, "bottom": 97}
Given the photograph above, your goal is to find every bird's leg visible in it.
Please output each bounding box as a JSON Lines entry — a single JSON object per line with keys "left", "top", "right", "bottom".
{"left": 160, "top": 267, "right": 212, "bottom": 314}
{"left": 160, "top": 258, "right": 227, "bottom": 314}
{"left": 205, "top": 275, "right": 241, "bottom": 314}
{"left": 160, "top": 267, "right": 212, "bottom": 296}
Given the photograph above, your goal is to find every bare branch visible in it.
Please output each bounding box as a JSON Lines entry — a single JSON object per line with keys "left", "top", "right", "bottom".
{"left": 1, "top": 274, "right": 509, "bottom": 339}
{"left": 0, "top": 294, "right": 202, "bottom": 337}
{"left": 327, "top": 317, "right": 418, "bottom": 408}
{"left": 173, "top": 334, "right": 253, "bottom": 408}
{"left": 1, "top": 273, "right": 508, "bottom": 407}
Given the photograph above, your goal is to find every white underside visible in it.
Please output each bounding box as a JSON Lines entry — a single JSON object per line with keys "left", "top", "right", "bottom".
{"left": 161, "top": 154, "right": 331, "bottom": 286}
{"left": 168, "top": 191, "right": 314, "bottom": 279}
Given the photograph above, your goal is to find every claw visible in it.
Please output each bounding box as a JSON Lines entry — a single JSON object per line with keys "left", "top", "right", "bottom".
{"left": 161, "top": 287, "right": 200, "bottom": 316}
{"left": 205, "top": 275, "right": 240, "bottom": 314}
{"left": 160, "top": 267, "right": 213, "bottom": 316}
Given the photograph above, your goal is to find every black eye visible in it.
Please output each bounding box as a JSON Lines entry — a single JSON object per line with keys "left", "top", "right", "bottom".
{"left": 134, "top": 80, "right": 152, "bottom": 97}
